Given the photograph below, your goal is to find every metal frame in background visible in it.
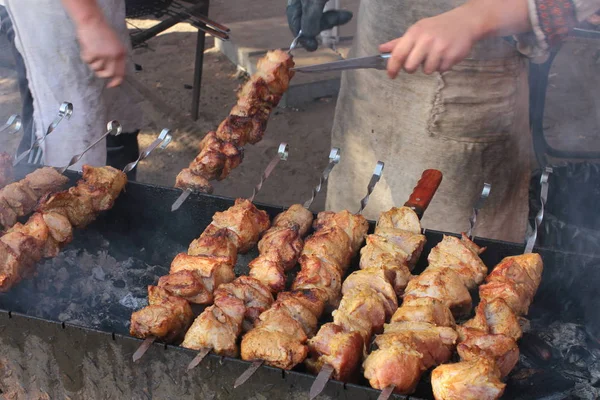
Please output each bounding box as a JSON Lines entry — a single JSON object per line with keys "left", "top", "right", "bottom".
{"left": 529, "top": 29, "right": 600, "bottom": 167}
{"left": 126, "top": 0, "right": 212, "bottom": 121}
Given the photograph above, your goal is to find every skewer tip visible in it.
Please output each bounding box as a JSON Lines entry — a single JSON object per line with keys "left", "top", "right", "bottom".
{"left": 233, "top": 360, "right": 263, "bottom": 389}
{"left": 377, "top": 385, "right": 395, "bottom": 400}
{"left": 132, "top": 336, "right": 156, "bottom": 363}
{"left": 309, "top": 364, "right": 334, "bottom": 400}
{"left": 187, "top": 347, "right": 211, "bottom": 371}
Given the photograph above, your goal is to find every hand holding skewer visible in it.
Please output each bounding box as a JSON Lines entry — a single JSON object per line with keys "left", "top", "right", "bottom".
{"left": 1, "top": 114, "right": 22, "bottom": 135}
{"left": 13, "top": 102, "right": 73, "bottom": 166}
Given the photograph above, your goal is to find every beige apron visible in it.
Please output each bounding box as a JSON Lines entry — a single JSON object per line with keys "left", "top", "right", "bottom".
{"left": 326, "top": 0, "right": 533, "bottom": 243}
{"left": 3, "top": 0, "right": 143, "bottom": 169}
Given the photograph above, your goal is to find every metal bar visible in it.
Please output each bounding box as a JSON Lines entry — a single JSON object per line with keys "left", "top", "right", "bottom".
{"left": 191, "top": 1, "right": 209, "bottom": 120}
{"left": 525, "top": 167, "right": 552, "bottom": 254}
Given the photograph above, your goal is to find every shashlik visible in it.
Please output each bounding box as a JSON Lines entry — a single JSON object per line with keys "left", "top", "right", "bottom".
{"left": 305, "top": 206, "right": 426, "bottom": 382}
{"left": 129, "top": 198, "right": 270, "bottom": 342}
{"left": 175, "top": 50, "right": 295, "bottom": 193}
{"left": 239, "top": 210, "right": 369, "bottom": 370}
{"left": 0, "top": 152, "right": 12, "bottom": 189}
{"left": 362, "top": 234, "right": 487, "bottom": 395}
{"left": 181, "top": 204, "right": 313, "bottom": 356}
{"left": 0, "top": 167, "right": 69, "bottom": 231}
{"left": 0, "top": 166, "right": 127, "bottom": 291}
{"left": 430, "top": 253, "right": 544, "bottom": 400}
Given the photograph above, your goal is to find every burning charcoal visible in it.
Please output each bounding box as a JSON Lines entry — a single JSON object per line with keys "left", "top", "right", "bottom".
{"left": 92, "top": 266, "right": 106, "bottom": 281}
{"left": 113, "top": 279, "right": 126, "bottom": 288}
{"left": 56, "top": 267, "right": 69, "bottom": 282}
{"left": 566, "top": 346, "right": 594, "bottom": 369}
{"left": 521, "top": 332, "right": 553, "bottom": 362}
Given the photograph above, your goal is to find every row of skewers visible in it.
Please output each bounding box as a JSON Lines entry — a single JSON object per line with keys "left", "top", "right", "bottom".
{"left": 0, "top": 118, "right": 173, "bottom": 291}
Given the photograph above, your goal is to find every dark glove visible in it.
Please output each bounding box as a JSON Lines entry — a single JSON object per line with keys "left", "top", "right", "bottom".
{"left": 286, "top": 0, "right": 353, "bottom": 52}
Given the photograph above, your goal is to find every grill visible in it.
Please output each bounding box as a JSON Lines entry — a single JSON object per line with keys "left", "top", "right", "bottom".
{"left": 1, "top": 165, "right": 599, "bottom": 399}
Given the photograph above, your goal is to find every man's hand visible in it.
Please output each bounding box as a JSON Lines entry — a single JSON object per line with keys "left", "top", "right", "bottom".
{"left": 77, "top": 17, "right": 126, "bottom": 88}
{"left": 286, "top": 0, "right": 353, "bottom": 51}
{"left": 379, "top": 6, "right": 483, "bottom": 78}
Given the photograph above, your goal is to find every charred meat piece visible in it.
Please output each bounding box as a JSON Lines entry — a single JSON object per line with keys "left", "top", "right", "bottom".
{"left": 189, "top": 132, "right": 243, "bottom": 181}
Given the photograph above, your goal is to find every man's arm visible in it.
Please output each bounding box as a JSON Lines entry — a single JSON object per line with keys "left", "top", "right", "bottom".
{"left": 61, "top": 0, "right": 127, "bottom": 87}
{"left": 381, "top": 0, "right": 600, "bottom": 77}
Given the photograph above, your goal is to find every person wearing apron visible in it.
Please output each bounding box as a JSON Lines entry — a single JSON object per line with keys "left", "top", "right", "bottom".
{"left": 287, "top": 0, "right": 600, "bottom": 243}
{"left": 0, "top": 0, "right": 143, "bottom": 171}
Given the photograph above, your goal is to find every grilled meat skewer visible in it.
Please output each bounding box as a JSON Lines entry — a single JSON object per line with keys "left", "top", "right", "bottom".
{"left": 0, "top": 167, "right": 69, "bottom": 231}
{"left": 0, "top": 166, "right": 127, "bottom": 291}
{"left": 361, "top": 233, "right": 487, "bottom": 395}
{"left": 129, "top": 199, "right": 270, "bottom": 343}
{"left": 175, "top": 50, "right": 295, "bottom": 194}
{"left": 430, "top": 253, "right": 544, "bottom": 400}
{"left": 181, "top": 204, "right": 314, "bottom": 358}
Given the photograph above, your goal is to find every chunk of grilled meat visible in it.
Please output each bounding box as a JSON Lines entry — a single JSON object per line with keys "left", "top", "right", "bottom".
{"left": 130, "top": 286, "right": 194, "bottom": 343}
{"left": 0, "top": 167, "right": 69, "bottom": 230}
{"left": 182, "top": 276, "right": 273, "bottom": 355}
{"left": 0, "top": 152, "right": 13, "bottom": 189}
{"left": 178, "top": 50, "right": 294, "bottom": 190}
{"left": 272, "top": 204, "right": 314, "bottom": 237}
{"left": 174, "top": 168, "right": 213, "bottom": 194}
{"left": 458, "top": 299, "right": 521, "bottom": 342}
{"left": 457, "top": 333, "right": 519, "bottom": 378}
{"left": 202, "top": 198, "right": 270, "bottom": 254}
{"left": 241, "top": 211, "right": 368, "bottom": 371}
{"left": 479, "top": 253, "right": 543, "bottom": 315}
{"left": 0, "top": 166, "right": 126, "bottom": 292}
{"left": 431, "top": 358, "right": 506, "bottom": 400}
{"left": 391, "top": 297, "right": 456, "bottom": 328}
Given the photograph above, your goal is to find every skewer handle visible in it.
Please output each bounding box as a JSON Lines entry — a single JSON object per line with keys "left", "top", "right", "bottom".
{"left": 524, "top": 166, "right": 552, "bottom": 254}
{"left": 403, "top": 169, "right": 443, "bottom": 219}
{"left": 467, "top": 182, "right": 492, "bottom": 239}
{"left": 357, "top": 161, "right": 385, "bottom": 215}
{"left": 303, "top": 147, "right": 341, "bottom": 209}
{"left": 248, "top": 143, "right": 289, "bottom": 202}
{"left": 1, "top": 114, "right": 22, "bottom": 135}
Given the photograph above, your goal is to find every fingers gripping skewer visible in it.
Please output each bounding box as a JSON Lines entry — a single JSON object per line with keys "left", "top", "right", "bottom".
{"left": 357, "top": 161, "right": 385, "bottom": 215}
{"left": 303, "top": 147, "right": 341, "bottom": 209}
{"left": 57, "top": 121, "right": 122, "bottom": 174}
{"left": 467, "top": 183, "right": 492, "bottom": 240}
{"left": 122, "top": 129, "right": 172, "bottom": 174}
{"left": 248, "top": 143, "right": 289, "bottom": 202}
{"left": 14, "top": 102, "right": 73, "bottom": 166}
{"left": 1, "top": 114, "right": 22, "bottom": 135}
{"left": 524, "top": 167, "right": 552, "bottom": 254}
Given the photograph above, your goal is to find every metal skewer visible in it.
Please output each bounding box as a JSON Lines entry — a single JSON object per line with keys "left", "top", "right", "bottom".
{"left": 123, "top": 129, "right": 172, "bottom": 175}
{"left": 1, "top": 114, "right": 22, "bottom": 135}
{"left": 524, "top": 167, "right": 552, "bottom": 254}
{"left": 172, "top": 141, "right": 288, "bottom": 212}
{"left": 467, "top": 183, "right": 492, "bottom": 240}
{"left": 56, "top": 121, "right": 122, "bottom": 174}
{"left": 189, "top": 148, "right": 340, "bottom": 372}
{"left": 14, "top": 102, "right": 73, "bottom": 166}
{"left": 303, "top": 147, "right": 341, "bottom": 209}
{"left": 288, "top": 30, "right": 303, "bottom": 54}
{"left": 235, "top": 160, "right": 385, "bottom": 391}
{"left": 248, "top": 143, "right": 289, "bottom": 202}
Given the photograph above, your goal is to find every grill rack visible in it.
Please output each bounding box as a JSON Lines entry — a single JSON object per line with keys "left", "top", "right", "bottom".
{"left": 1, "top": 165, "right": 599, "bottom": 399}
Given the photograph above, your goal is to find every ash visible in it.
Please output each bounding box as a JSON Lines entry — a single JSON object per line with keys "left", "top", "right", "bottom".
{"left": 518, "top": 319, "right": 600, "bottom": 399}
{"left": 0, "top": 233, "right": 169, "bottom": 335}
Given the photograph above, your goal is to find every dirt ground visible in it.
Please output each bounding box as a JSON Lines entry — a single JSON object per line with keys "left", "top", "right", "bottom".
{"left": 1, "top": 2, "right": 600, "bottom": 214}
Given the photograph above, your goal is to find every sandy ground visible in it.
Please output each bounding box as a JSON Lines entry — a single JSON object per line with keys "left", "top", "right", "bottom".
{"left": 1, "top": 1, "right": 600, "bottom": 214}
